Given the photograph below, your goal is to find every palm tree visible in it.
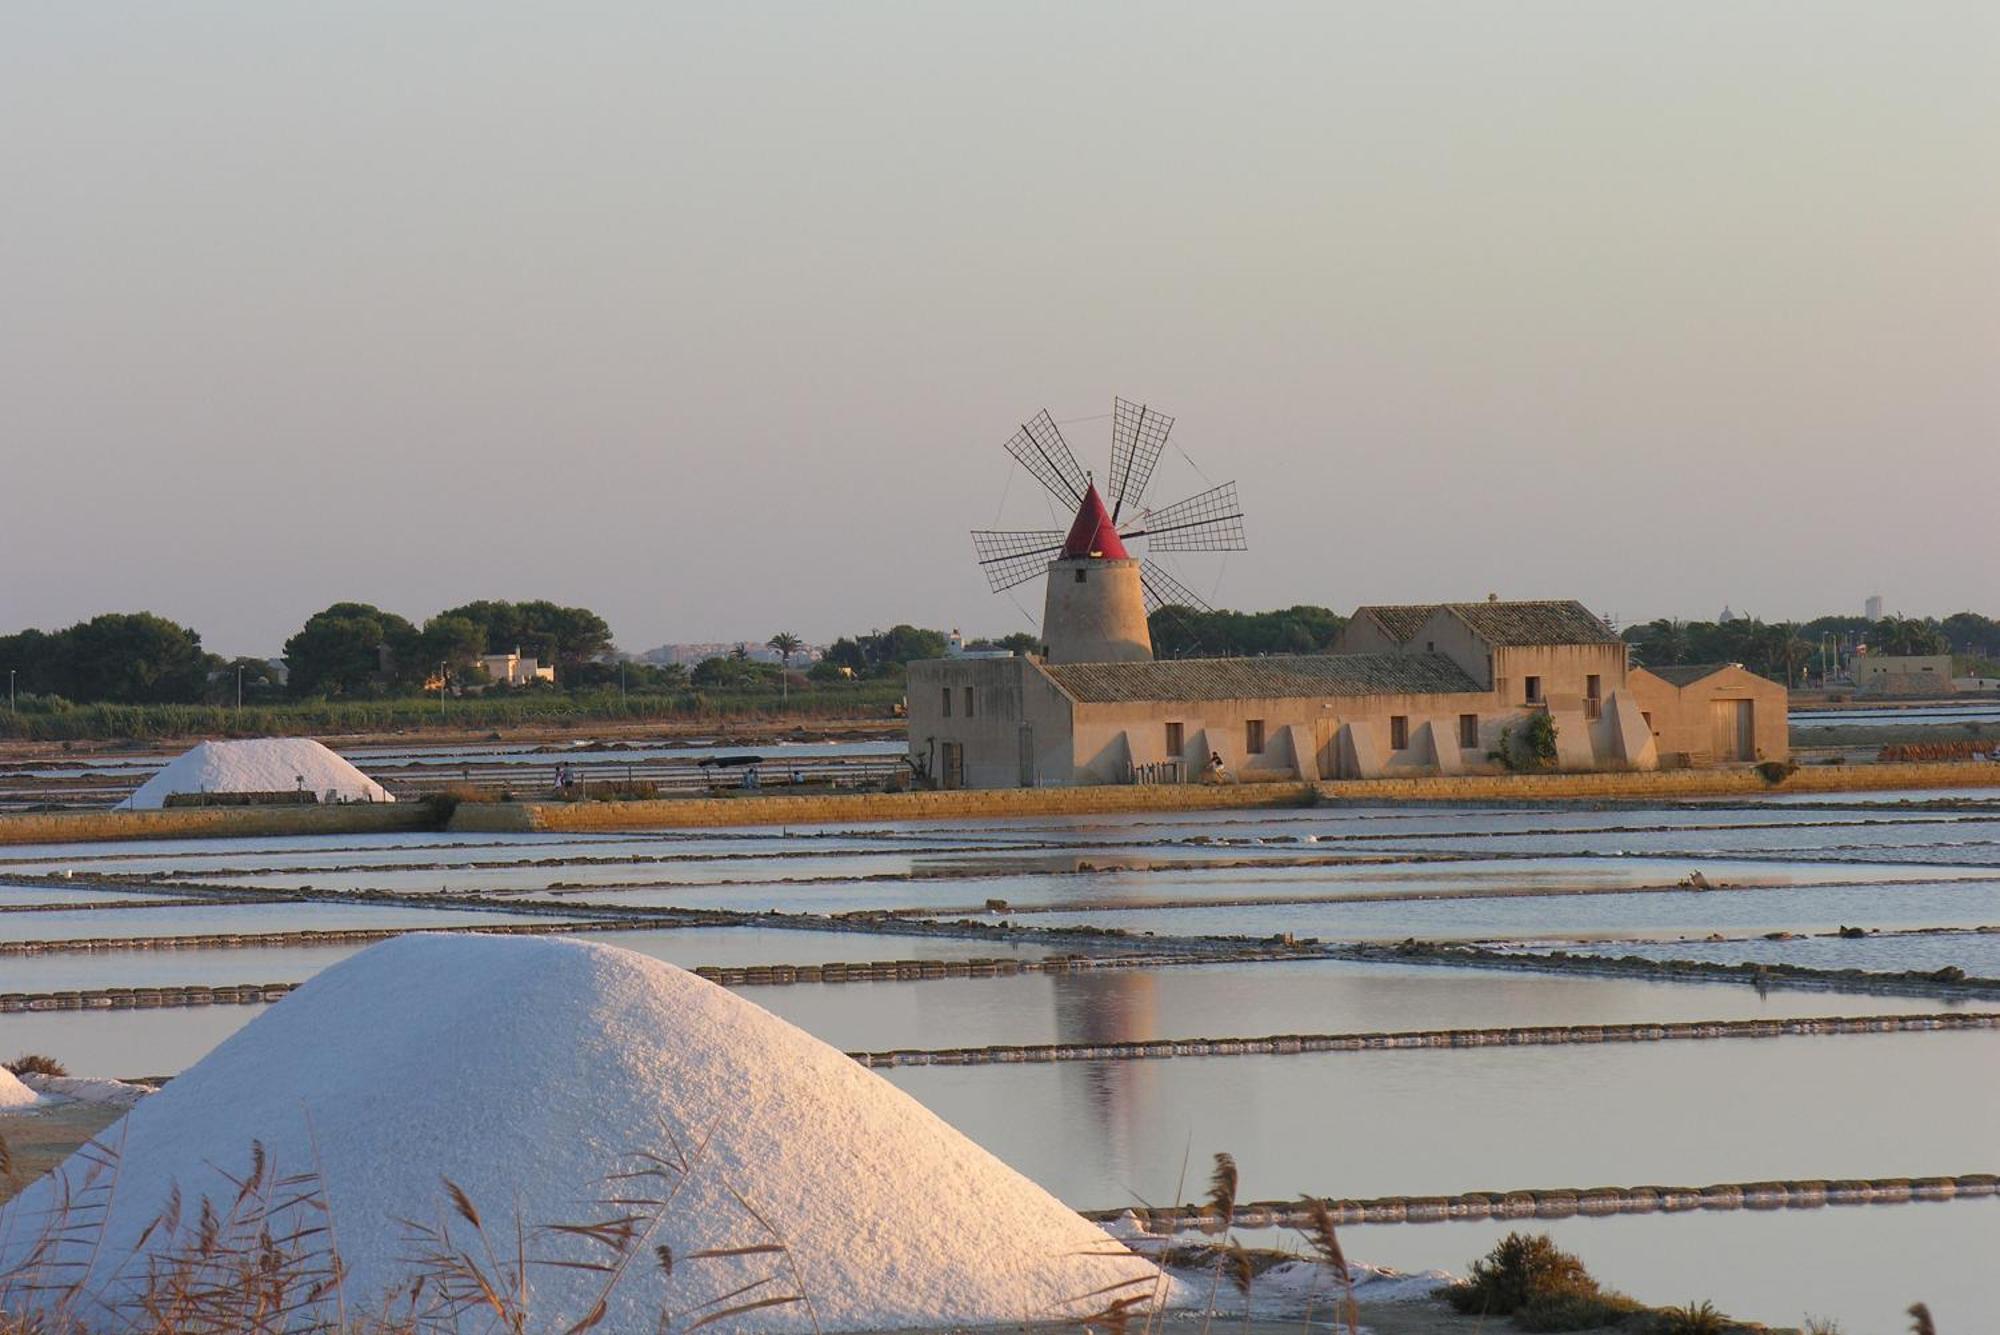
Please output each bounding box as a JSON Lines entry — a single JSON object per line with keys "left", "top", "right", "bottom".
{"left": 767, "top": 632, "right": 804, "bottom": 710}
{"left": 766, "top": 632, "right": 804, "bottom": 667}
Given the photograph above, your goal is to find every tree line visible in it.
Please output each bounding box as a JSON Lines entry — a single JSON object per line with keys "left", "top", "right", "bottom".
{"left": 7, "top": 602, "right": 1996, "bottom": 709}
{"left": 0, "top": 601, "right": 614, "bottom": 707}
{"left": 1622, "top": 611, "right": 2000, "bottom": 685}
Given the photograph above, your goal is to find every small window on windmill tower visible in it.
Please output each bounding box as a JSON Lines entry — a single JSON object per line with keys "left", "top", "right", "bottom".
{"left": 1074, "top": 568, "right": 1087, "bottom": 583}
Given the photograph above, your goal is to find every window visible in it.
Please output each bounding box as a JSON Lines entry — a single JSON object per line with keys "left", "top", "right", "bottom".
{"left": 1074, "top": 568, "right": 1087, "bottom": 583}
{"left": 940, "top": 687, "right": 952, "bottom": 718}
{"left": 963, "top": 686, "right": 975, "bottom": 718}
{"left": 1642, "top": 711, "right": 1654, "bottom": 731}
{"left": 1165, "top": 721, "right": 1184, "bottom": 756}
{"left": 1524, "top": 675, "right": 1543, "bottom": 704}
{"left": 1584, "top": 674, "right": 1602, "bottom": 719}
{"left": 1459, "top": 714, "right": 1479, "bottom": 749}
{"left": 1389, "top": 715, "right": 1409, "bottom": 749}
{"left": 1245, "top": 719, "right": 1266, "bottom": 754}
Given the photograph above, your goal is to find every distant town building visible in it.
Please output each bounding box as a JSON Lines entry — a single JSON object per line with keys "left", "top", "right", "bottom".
{"left": 1718, "top": 605, "right": 1746, "bottom": 624}
{"left": 1864, "top": 594, "right": 1884, "bottom": 621}
{"left": 479, "top": 648, "right": 556, "bottom": 687}
{"left": 1852, "top": 654, "right": 1956, "bottom": 697}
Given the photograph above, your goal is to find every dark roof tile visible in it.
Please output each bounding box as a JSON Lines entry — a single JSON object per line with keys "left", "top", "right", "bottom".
{"left": 1041, "top": 653, "right": 1483, "bottom": 704}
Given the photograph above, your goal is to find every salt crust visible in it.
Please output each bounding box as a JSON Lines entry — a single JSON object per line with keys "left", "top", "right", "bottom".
{"left": 116, "top": 738, "right": 393, "bottom": 809}
{"left": 0, "top": 935, "right": 1166, "bottom": 1331}
{"left": 0, "top": 1068, "right": 38, "bottom": 1110}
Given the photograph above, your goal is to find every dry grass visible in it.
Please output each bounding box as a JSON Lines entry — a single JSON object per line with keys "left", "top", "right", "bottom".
{"left": 0, "top": 1124, "right": 841, "bottom": 1335}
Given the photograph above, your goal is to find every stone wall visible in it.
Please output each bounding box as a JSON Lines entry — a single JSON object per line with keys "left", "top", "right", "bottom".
{"left": 0, "top": 803, "right": 431, "bottom": 847}
{"left": 448, "top": 761, "right": 2000, "bottom": 833}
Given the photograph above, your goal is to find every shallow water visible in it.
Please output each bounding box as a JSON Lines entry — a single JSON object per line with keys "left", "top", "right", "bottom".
{"left": 1024, "top": 875, "right": 2000, "bottom": 943}
{"left": 884, "top": 1028, "right": 2000, "bottom": 1206}
{"left": 1322, "top": 1201, "right": 1998, "bottom": 1333}
{"left": 4, "top": 800, "right": 1996, "bottom": 1330}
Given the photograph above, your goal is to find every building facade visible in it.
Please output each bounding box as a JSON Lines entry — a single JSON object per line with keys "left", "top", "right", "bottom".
{"left": 908, "top": 600, "right": 1785, "bottom": 788}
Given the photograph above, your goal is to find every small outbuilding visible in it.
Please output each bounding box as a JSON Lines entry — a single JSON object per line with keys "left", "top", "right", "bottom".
{"left": 1626, "top": 664, "right": 1790, "bottom": 767}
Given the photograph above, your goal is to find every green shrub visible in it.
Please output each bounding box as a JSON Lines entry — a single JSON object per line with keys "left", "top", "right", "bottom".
{"left": 1445, "top": 1232, "right": 1600, "bottom": 1316}
{"left": 1640, "top": 1301, "right": 1731, "bottom": 1333}
{"left": 1515, "top": 1290, "right": 1646, "bottom": 1330}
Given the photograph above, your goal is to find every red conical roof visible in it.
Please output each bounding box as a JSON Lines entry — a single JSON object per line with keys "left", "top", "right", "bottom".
{"left": 1059, "top": 484, "right": 1129, "bottom": 560}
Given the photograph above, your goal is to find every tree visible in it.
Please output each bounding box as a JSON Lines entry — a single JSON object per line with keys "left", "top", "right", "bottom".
{"left": 54, "top": 613, "right": 214, "bottom": 703}
{"left": 206, "top": 656, "right": 282, "bottom": 705}
{"left": 418, "top": 615, "right": 488, "bottom": 683}
{"left": 1870, "top": 616, "right": 1947, "bottom": 657}
{"left": 767, "top": 632, "right": 804, "bottom": 666}
{"left": 283, "top": 603, "right": 418, "bottom": 698}
{"left": 434, "top": 600, "right": 612, "bottom": 680}
{"left": 1148, "top": 605, "right": 1346, "bottom": 659}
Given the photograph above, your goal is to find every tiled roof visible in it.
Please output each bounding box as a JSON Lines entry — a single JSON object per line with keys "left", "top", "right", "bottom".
{"left": 1354, "top": 600, "right": 1619, "bottom": 647}
{"left": 1356, "top": 605, "right": 1437, "bottom": 643}
{"left": 1641, "top": 663, "right": 1738, "bottom": 687}
{"left": 1041, "top": 653, "right": 1483, "bottom": 704}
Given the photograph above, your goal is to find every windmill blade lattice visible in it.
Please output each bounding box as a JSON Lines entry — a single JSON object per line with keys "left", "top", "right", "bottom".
{"left": 1138, "top": 561, "right": 1214, "bottom": 615}
{"left": 1108, "top": 398, "right": 1174, "bottom": 522}
{"left": 1002, "top": 410, "right": 1089, "bottom": 508}
{"left": 971, "top": 529, "right": 1066, "bottom": 593}
{"left": 1120, "top": 481, "right": 1246, "bottom": 552}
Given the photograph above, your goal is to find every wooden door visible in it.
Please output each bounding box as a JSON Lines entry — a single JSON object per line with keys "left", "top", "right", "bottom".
{"left": 1709, "top": 700, "right": 1753, "bottom": 761}
{"left": 941, "top": 742, "right": 965, "bottom": 790}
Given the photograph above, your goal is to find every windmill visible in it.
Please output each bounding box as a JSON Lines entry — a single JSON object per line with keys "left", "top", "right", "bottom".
{"left": 971, "top": 399, "right": 1247, "bottom": 663}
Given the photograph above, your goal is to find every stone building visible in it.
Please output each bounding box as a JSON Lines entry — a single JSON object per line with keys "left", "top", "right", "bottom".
{"left": 908, "top": 597, "right": 1791, "bottom": 789}
{"left": 1626, "top": 664, "right": 1789, "bottom": 766}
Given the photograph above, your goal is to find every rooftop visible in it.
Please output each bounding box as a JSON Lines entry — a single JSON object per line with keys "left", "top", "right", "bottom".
{"left": 1640, "top": 662, "right": 1741, "bottom": 687}
{"left": 1041, "top": 653, "right": 1483, "bottom": 704}
{"left": 1354, "top": 599, "right": 1620, "bottom": 647}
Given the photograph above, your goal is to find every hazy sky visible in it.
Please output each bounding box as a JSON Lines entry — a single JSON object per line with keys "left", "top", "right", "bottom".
{"left": 3, "top": 4, "right": 1995, "bottom": 657}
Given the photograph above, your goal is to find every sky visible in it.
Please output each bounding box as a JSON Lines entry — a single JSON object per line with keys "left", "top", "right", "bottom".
{"left": 2, "top": 3, "right": 1995, "bottom": 658}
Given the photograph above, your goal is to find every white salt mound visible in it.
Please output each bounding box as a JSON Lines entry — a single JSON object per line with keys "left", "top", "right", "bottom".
{"left": 0, "top": 935, "right": 1167, "bottom": 1331}
{"left": 0, "top": 1067, "right": 38, "bottom": 1110}
{"left": 116, "top": 738, "right": 392, "bottom": 809}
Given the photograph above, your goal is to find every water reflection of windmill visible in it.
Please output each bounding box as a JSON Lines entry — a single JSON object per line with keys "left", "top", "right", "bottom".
{"left": 1050, "top": 966, "right": 1162, "bottom": 1183}
{"left": 971, "top": 401, "right": 1248, "bottom": 663}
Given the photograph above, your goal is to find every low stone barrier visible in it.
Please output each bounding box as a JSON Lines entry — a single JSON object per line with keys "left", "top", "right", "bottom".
{"left": 1348, "top": 941, "right": 2000, "bottom": 999}
{"left": 1090, "top": 1173, "right": 2000, "bottom": 1229}
{"left": 447, "top": 783, "right": 1320, "bottom": 834}
{"left": 843, "top": 1010, "right": 1999, "bottom": 1067}
{"left": 0, "top": 803, "right": 431, "bottom": 847}
{"left": 1313, "top": 760, "right": 2000, "bottom": 803}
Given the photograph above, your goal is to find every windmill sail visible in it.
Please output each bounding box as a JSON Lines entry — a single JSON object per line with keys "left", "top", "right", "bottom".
{"left": 971, "top": 529, "right": 1066, "bottom": 592}
{"left": 1108, "top": 398, "right": 1174, "bottom": 522}
{"left": 1002, "top": 410, "right": 1089, "bottom": 508}
{"left": 1120, "top": 481, "right": 1246, "bottom": 552}
{"left": 1138, "top": 561, "right": 1214, "bottom": 614}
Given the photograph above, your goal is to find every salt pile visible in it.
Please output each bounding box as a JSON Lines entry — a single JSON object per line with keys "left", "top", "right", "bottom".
{"left": 0, "top": 1068, "right": 38, "bottom": 1110}
{"left": 0, "top": 935, "right": 1167, "bottom": 1331}
{"left": 116, "top": 738, "right": 392, "bottom": 809}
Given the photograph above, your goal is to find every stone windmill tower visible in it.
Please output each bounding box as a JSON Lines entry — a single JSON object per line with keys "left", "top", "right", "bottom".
{"left": 972, "top": 400, "right": 1248, "bottom": 664}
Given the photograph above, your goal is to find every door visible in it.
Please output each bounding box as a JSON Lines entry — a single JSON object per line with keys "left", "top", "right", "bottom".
{"left": 941, "top": 742, "right": 965, "bottom": 790}
{"left": 1314, "top": 717, "right": 1337, "bottom": 779}
{"left": 1017, "top": 725, "right": 1036, "bottom": 788}
{"left": 1709, "top": 700, "right": 1754, "bottom": 761}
